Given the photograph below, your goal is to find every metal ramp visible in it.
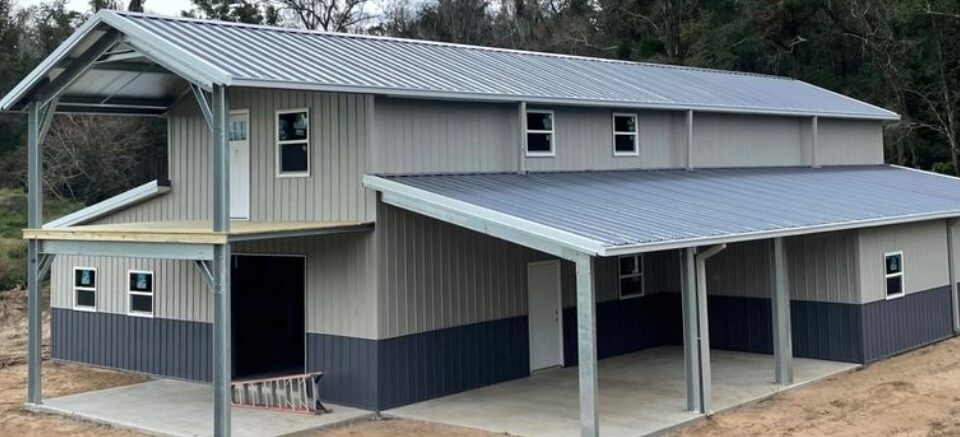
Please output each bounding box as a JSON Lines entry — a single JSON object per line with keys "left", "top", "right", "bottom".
{"left": 230, "top": 372, "right": 330, "bottom": 414}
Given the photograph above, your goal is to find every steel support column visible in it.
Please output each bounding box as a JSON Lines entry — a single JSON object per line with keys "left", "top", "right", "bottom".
{"left": 694, "top": 244, "right": 725, "bottom": 414}
{"left": 771, "top": 238, "right": 793, "bottom": 384}
{"left": 575, "top": 253, "right": 598, "bottom": 437}
{"left": 518, "top": 101, "right": 527, "bottom": 174}
{"left": 210, "top": 84, "right": 231, "bottom": 437}
{"left": 685, "top": 110, "right": 694, "bottom": 170}
{"left": 811, "top": 116, "right": 820, "bottom": 168}
{"left": 680, "top": 247, "right": 701, "bottom": 411}
{"left": 947, "top": 219, "right": 959, "bottom": 334}
{"left": 26, "top": 100, "right": 51, "bottom": 405}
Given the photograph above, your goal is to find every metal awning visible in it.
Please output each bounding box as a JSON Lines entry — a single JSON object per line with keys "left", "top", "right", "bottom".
{"left": 364, "top": 165, "right": 960, "bottom": 257}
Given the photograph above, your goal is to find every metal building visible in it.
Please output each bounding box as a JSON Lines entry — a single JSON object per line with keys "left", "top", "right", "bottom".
{"left": 4, "top": 10, "right": 960, "bottom": 437}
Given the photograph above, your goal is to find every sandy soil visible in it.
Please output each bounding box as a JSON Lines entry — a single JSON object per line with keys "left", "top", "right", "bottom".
{"left": 670, "top": 336, "right": 960, "bottom": 437}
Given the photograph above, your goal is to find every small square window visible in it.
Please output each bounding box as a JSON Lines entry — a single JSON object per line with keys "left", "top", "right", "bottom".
{"left": 73, "top": 267, "right": 96, "bottom": 311}
{"left": 128, "top": 271, "right": 154, "bottom": 317}
{"left": 276, "top": 109, "right": 310, "bottom": 177}
{"left": 618, "top": 255, "right": 644, "bottom": 299}
{"left": 525, "top": 110, "right": 555, "bottom": 156}
{"left": 884, "top": 252, "right": 904, "bottom": 298}
{"left": 613, "top": 113, "right": 638, "bottom": 156}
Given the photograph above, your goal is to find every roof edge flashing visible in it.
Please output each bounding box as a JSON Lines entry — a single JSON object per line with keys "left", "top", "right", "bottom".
{"left": 363, "top": 175, "right": 604, "bottom": 259}
{"left": 43, "top": 179, "right": 170, "bottom": 229}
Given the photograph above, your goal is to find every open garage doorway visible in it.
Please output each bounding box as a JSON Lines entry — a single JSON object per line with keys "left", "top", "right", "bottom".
{"left": 231, "top": 254, "right": 306, "bottom": 379}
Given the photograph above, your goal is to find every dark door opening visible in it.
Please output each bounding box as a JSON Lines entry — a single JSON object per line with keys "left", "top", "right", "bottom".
{"left": 231, "top": 255, "right": 305, "bottom": 380}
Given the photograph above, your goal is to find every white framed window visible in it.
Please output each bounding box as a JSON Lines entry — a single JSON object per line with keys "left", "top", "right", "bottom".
{"left": 525, "top": 109, "right": 555, "bottom": 157}
{"left": 128, "top": 270, "right": 154, "bottom": 317}
{"left": 612, "top": 113, "right": 639, "bottom": 156}
{"left": 884, "top": 252, "right": 904, "bottom": 299}
{"left": 618, "top": 255, "right": 644, "bottom": 299}
{"left": 73, "top": 267, "right": 97, "bottom": 311}
{"left": 276, "top": 108, "right": 310, "bottom": 177}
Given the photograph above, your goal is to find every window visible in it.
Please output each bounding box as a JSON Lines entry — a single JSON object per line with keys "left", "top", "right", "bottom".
{"left": 613, "top": 113, "right": 639, "bottom": 156}
{"left": 276, "top": 108, "right": 310, "bottom": 177}
{"left": 884, "top": 252, "right": 904, "bottom": 299}
{"left": 128, "top": 270, "right": 154, "bottom": 317}
{"left": 73, "top": 267, "right": 96, "bottom": 311}
{"left": 618, "top": 255, "right": 644, "bottom": 298}
{"left": 526, "top": 110, "right": 555, "bottom": 157}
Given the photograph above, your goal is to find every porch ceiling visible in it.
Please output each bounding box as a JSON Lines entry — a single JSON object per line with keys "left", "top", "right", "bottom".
{"left": 23, "top": 220, "right": 373, "bottom": 244}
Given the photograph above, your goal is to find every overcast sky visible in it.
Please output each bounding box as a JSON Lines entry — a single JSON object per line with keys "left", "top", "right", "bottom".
{"left": 15, "top": 0, "right": 194, "bottom": 16}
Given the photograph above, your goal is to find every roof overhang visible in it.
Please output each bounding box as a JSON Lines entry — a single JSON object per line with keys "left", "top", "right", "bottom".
{"left": 0, "top": 11, "right": 230, "bottom": 116}
{"left": 364, "top": 166, "right": 960, "bottom": 260}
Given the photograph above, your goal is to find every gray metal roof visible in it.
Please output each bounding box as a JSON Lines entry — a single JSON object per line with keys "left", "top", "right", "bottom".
{"left": 368, "top": 166, "right": 960, "bottom": 255}
{"left": 2, "top": 11, "right": 898, "bottom": 120}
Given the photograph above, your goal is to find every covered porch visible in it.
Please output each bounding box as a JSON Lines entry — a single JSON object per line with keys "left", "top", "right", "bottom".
{"left": 365, "top": 166, "right": 960, "bottom": 437}
{"left": 387, "top": 346, "right": 857, "bottom": 437}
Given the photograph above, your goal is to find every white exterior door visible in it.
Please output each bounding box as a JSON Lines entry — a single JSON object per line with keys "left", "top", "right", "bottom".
{"left": 528, "top": 260, "right": 563, "bottom": 371}
{"left": 229, "top": 111, "right": 250, "bottom": 219}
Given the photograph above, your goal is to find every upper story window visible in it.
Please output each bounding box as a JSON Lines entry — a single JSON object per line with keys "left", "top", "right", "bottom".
{"left": 73, "top": 267, "right": 96, "bottom": 311}
{"left": 618, "top": 254, "right": 644, "bottom": 299}
{"left": 276, "top": 108, "right": 310, "bottom": 177}
{"left": 526, "top": 109, "right": 555, "bottom": 157}
{"left": 128, "top": 270, "right": 154, "bottom": 317}
{"left": 613, "top": 113, "right": 639, "bottom": 156}
{"left": 885, "top": 252, "right": 904, "bottom": 299}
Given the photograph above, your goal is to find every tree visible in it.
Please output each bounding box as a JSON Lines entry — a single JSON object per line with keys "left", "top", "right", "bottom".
{"left": 181, "top": 0, "right": 280, "bottom": 25}
{"left": 273, "top": 0, "right": 371, "bottom": 32}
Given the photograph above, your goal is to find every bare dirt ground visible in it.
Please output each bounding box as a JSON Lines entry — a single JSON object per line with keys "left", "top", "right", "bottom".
{"left": 5, "top": 289, "right": 960, "bottom": 437}
{"left": 670, "top": 337, "right": 960, "bottom": 437}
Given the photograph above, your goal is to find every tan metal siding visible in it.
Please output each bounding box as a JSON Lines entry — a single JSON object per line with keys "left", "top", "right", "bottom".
{"left": 705, "top": 232, "right": 860, "bottom": 304}
{"left": 371, "top": 97, "right": 518, "bottom": 174}
{"left": 50, "top": 256, "right": 212, "bottom": 322}
{"left": 99, "top": 87, "right": 374, "bottom": 223}
{"left": 817, "top": 119, "right": 884, "bottom": 165}
{"left": 692, "top": 113, "right": 805, "bottom": 167}
{"left": 858, "top": 221, "right": 949, "bottom": 303}
{"left": 50, "top": 232, "right": 378, "bottom": 338}
{"left": 377, "top": 203, "right": 543, "bottom": 338}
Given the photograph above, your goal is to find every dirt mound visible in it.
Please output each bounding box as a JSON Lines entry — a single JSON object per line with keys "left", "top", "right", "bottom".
{"left": 0, "top": 289, "right": 50, "bottom": 368}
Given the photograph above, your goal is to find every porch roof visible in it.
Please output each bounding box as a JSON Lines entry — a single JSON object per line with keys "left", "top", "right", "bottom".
{"left": 364, "top": 165, "right": 960, "bottom": 257}
{"left": 23, "top": 220, "right": 373, "bottom": 244}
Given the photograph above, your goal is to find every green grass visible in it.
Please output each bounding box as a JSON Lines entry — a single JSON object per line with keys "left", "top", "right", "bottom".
{"left": 0, "top": 189, "right": 83, "bottom": 290}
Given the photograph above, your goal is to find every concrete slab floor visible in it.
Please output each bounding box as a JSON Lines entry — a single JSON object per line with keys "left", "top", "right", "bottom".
{"left": 37, "top": 379, "right": 374, "bottom": 437}
{"left": 386, "top": 346, "right": 859, "bottom": 437}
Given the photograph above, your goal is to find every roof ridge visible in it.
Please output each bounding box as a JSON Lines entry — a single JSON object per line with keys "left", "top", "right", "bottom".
{"left": 111, "top": 10, "right": 794, "bottom": 81}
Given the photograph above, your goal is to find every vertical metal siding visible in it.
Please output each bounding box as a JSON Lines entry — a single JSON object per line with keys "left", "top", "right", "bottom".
{"left": 858, "top": 221, "right": 950, "bottom": 303}
{"left": 377, "top": 203, "right": 540, "bottom": 338}
{"left": 817, "top": 119, "right": 884, "bottom": 165}
{"left": 50, "top": 255, "right": 212, "bottom": 322}
{"left": 98, "top": 87, "right": 374, "bottom": 223}
{"left": 705, "top": 240, "right": 772, "bottom": 299}
{"left": 786, "top": 231, "right": 861, "bottom": 304}
{"left": 372, "top": 97, "right": 518, "bottom": 174}
{"left": 692, "top": 113, "right": 803, "bottom": 167}
{"left": 861, "top": 286, "right": 953, "bottom": 362}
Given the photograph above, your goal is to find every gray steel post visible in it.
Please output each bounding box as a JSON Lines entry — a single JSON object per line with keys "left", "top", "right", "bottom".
{"left": 947, "top": 219, "right": 959, "bottom": 334}
{"left": 695, "top": 244, "right": 725, "bottom": 414}
{"left": 210, "top": 84, "right": 231, "bottom": 437}
{"left": 680, "top": 248, "right": 701, "bottom": 411}
{"left": 685, "top": 110, "right": 694, "bottom": 170}
{"left": 575, "top": 254, "right": 598, "bottom": 437}
{"left": 26, "top": 101, "right": 42, "bottom": 405}
{"left": 771, "top": 238, "right": 793, "bottom": 384}
{"left": 811, "top": 116, "right": 819, "bottom": 168}
{"left": 518, "top": 101, "right": 527, "bottom": 174}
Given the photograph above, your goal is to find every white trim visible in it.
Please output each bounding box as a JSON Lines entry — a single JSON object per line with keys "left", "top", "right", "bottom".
{"left": 525, "top": 109, "right": 556, "bottom": 157}
{"left": 127, "top": 269, "right": 155, "bottom": 318}
{"left": 617, "top": 254, "right": 645, "bottom": 299}
{"left": 612, "top": 112, "right": 639, "bottom": 157}
{"left": 275, "top": 107, "right": 311, "bottom": 178}
{"left": 72, "top": 266, "right": 97, "bottom": 312}
{"left": 44, "top": 180, "right": 170, "bottom": 228}
{"left": 884, "top": 251, "right": 905, "bottom": 300}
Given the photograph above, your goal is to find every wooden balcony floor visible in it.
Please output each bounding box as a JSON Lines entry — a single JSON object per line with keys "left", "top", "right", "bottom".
{"left": 23, "top": 220, "right": 372, "bottom": 244}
